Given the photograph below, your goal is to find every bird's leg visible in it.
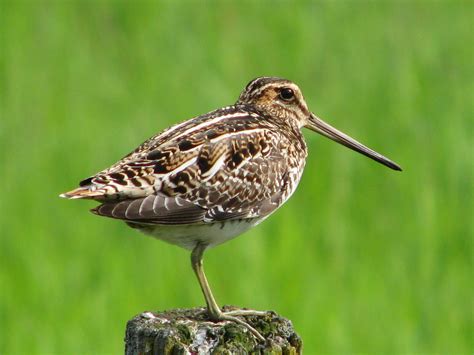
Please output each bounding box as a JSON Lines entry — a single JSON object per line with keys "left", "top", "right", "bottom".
{"left": 190, "top": 243, "right": 221, "bottom": 317}
{"left": 190, "top": 243, "right": 265, "bottom": 342}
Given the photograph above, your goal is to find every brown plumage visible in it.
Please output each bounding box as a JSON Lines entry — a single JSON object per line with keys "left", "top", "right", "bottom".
{"left": 62, "top": 80, "right": 310, "bottom": 231}
{"left": 60, "top": 77, "right": 401, "bottom": 341}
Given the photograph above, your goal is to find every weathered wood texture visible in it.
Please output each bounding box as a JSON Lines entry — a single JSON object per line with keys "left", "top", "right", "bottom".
{"left": 125, "top": 306, "right": 302, "bottom": 354}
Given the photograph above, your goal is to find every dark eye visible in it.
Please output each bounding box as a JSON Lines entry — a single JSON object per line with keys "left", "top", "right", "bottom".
{"left": 279, "top": 88, "right": 294, "bottom": 101}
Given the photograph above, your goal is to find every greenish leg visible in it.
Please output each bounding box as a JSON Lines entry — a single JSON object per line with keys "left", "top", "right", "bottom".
{"left": 191, "top": 243, "right": 266, "bottom": 342}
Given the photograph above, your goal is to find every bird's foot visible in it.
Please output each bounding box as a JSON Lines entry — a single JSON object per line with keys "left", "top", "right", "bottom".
{"left": 209, "top": 309, "right": 267, "bottom": 342}
{"left": 216, "top": 312, "right": 266, "bottom": 342}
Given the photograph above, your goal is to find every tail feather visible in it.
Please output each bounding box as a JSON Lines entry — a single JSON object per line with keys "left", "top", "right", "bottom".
{"left": 59, "top": 187, "right": 105, "bottom": 200}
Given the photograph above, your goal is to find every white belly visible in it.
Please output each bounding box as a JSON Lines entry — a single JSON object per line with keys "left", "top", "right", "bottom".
{"left": 133, "top": 218, "right": 264, "bottom": 250}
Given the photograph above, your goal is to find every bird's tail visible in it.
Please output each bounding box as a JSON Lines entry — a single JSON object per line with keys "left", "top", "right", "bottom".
{"left": 59, "top": 187, "right": 105, "bottom": 200}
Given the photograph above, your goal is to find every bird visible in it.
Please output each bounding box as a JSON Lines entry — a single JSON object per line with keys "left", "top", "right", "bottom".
{"left": 60, "top": 77, "right": 401, "bottom": 341}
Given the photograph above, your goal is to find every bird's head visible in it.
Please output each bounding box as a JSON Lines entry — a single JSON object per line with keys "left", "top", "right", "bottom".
{"left": 238, "top": 77, "right": 402, "bottom": 171}
{"left": 237, "top": 77, "right": 311, "bottom": 127}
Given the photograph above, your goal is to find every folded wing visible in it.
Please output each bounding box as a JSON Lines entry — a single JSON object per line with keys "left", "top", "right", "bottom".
{"left": 62, "top": 107, "right": 301, "bottom": 225}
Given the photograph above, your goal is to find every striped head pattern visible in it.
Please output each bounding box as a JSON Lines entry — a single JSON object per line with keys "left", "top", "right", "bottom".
{"left": 237, "top": 77, "right": 311, "bottom": 128}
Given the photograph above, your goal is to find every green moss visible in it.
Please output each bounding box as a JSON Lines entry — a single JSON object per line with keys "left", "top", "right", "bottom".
{"left": 174, "top": 323, "right": 192, "bottom": 345}
{"left": 126, "top": 308, "right": 302, "bottom": 353}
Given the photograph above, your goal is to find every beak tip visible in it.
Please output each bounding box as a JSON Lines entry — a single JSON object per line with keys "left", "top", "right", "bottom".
{"left": 388, "top": 161, "right": 403, "bottom": 171}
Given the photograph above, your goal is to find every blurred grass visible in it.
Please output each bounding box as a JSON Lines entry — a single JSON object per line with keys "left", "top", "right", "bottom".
{"left": 1, "top": 1, "right": 472, "bottom": 353}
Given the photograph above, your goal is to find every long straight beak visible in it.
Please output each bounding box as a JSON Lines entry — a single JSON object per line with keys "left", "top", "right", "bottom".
{"left": 306, "top": 113, "right": 402, "bottom": 171}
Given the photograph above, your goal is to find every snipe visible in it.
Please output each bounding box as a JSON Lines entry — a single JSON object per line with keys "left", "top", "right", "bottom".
{"left": 61, "top": 77, "right": 401, "bottom": 341}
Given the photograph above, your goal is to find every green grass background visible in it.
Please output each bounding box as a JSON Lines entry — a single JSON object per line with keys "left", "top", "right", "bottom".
{"left": 1, "top": 1, "right": 472, "bottom": 353}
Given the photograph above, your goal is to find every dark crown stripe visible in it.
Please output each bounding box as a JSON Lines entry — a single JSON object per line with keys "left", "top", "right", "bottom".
{"left": 245, "top": 77, "right": 284, "bottom": 93}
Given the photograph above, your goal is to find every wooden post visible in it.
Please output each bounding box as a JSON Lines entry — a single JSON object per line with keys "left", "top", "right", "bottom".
{"left": 125, "top": 306, "right": 302, "bottom": 354}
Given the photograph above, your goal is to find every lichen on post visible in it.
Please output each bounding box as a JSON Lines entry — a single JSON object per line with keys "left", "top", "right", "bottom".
{"left": 125, "top": 306, "right": 302, "bottom": 354}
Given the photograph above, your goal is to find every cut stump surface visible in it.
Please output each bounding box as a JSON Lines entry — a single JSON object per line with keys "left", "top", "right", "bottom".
{"left": 125, "top": 306, "right": 302, "bottom": 354}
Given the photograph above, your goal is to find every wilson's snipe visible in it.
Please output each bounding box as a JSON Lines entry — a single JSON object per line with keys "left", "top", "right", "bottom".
{"left": 61, "top": 77, "right": 401, "bottom": 341}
